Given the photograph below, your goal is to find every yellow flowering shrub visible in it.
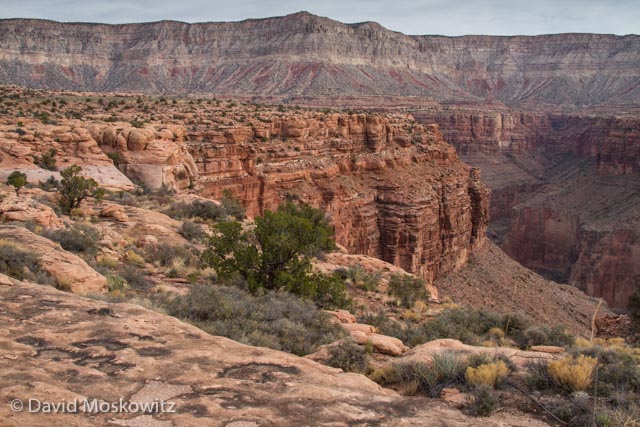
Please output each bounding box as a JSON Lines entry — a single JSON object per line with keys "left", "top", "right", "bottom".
{"left": 547, "top": 355, "right": 597, "bottom": 391}
{"left": 466, "top": 361, "right": 509, "bottom": 388}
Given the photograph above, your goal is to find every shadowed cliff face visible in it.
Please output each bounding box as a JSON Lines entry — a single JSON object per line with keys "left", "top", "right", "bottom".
{"left": 1, "top": 13, "right": 639, "bottom": 109}
{"left": 414, "top": 109, "right": 640, "bottom": 310}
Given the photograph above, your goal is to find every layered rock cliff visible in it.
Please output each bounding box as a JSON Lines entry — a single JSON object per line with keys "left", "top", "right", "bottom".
{"left": 127, "top": 112, "right": 489, "bottom": 283}
{"left": 414, "top": 109, "right": 640, "bottom": 176}
{"left": 0, "top": 87, "right": 489, "bottom": 286}
{"left": 414, "top": 109, "right": 640, "bottom": 309}
{"left": 1, "top": 13, "right": 639, "bottom": 109}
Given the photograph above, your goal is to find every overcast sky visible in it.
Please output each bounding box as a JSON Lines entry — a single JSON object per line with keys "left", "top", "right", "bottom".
{"left": 1, "top": 0, "right": 638, "bottom": 36}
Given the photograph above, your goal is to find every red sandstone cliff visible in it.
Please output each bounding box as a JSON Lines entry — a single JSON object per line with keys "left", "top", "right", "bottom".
{"left": 177, "top": 113, "right": 490, "bottom": 283}
{"left": 414, "top": 109, "right": 640, "bottom": 176}
{"left": 0, "top": 96, "right": 488, "bottom": 285}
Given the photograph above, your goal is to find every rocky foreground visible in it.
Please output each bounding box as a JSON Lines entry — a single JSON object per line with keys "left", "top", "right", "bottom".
{"left": 0, "top": 274, "right": 554, "bottom": 427}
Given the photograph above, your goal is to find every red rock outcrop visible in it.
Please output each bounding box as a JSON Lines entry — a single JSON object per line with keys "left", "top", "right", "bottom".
{"left": 88, "top": 124, "right": 198, "bottom": 191}
{"left": 188, "top": 112, "right": 489, "bottom": 284}
{"left": 0, "top": 121, "right": 134, "bottom": 190}
{"left": 0, "top": 275, "right": 552, "bottom": 427}
{"left": 415, "top": 110, "right": 640, "bottom": 176}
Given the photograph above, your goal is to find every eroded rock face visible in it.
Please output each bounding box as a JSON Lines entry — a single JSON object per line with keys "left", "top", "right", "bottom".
{"left": 1, "top": 14, "right": 639, "bottom": 110}
{"left": 0, "top": 190, "right": 63, "bottom": 228}
{"left": 89, "top": 124, "right": 197, "bottom": 191}
{"left": 0, "top": 122, "right": 134, "bottom": 190}
{"left": 190, "top": 112, "right": 489, "bottom": 284}
{"left": 414, "top": 110, "right": 640, "bottom": 176}
{"left": 0, "top": 276, "right": 551, "bottom": 427}
{"left": 415, "top": 109, "right": 640, "bottom": 308}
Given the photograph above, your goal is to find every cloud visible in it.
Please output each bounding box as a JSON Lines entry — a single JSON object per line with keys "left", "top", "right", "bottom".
{"left": 0, "top": 0, "right": 637, "bottom": 35}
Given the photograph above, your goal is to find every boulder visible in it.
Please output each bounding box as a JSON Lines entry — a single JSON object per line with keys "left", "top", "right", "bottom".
{"left": 350, "top": 330, "right": 409, "bottom": 356}
{"left": 397, "top": 339, "right": 564, "bottom": 368}
{"left": 100, "top": 204, "right": 129, "bottom": 222}
{"left": 0, "top": 192, "right": 63, "bottom": 228}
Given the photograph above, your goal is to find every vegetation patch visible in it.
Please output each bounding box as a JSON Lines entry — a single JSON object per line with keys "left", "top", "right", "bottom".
{"left": 163, "top": 285, "right": 345, "bottom": 356}
{"left": 201, "top": 202, "right": 349, "bottom": 309}
{"left": 0, "top": 240, "right": 54, "bottom": 285}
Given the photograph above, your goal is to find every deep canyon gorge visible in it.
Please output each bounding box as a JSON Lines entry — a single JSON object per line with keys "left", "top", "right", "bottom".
{"left": 0, "top": 11, "right": 638, "bottom": 310}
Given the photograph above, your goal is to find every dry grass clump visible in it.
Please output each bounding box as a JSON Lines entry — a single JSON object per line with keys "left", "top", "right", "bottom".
{"left": 126, "top": 249, "right": 145, "bottom": 267}
{"left": 547, "top": 355, "right": 597, "bottom": 392}
{"left": 466, "top": 361, "right": 509, "bottom": 388}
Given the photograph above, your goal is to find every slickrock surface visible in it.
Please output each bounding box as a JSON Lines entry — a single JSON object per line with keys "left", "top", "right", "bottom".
{"left": 0, "top": 275, "right": 551, "bottom": 427}
{"left": 0, "top": 13, "right": 639, "bottom": 109}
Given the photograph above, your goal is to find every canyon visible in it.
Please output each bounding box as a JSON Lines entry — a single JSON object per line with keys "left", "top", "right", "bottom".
{"left": 1, "top": 11, "right": 638, "bottom": 424}
{"left": 0, "top": 11, "right": 637, "bottom": 308}
{"left": 414, "top": 109, "right": 640, "bottom": 309}
{"left": 0, "top": 88, "right": 489, "bottom": 286}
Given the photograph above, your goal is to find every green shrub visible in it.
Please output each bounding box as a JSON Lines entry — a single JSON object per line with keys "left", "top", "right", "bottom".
{"left": 340, "top": 264, "right": 381, "bottom": 291}
{"left": 550, "top": 392, "right": 592, "bottom": 427}
{"left": 164, "top": 199, "right": 224, "bottom": 221}
{"left": 41, "top": 224, "right": 100, "bottom": 256}
{"left": 7, "top": 171, "right": 27, "bottom": 195}
{"left": 119, "top": 266, "right": 153, "bottom": 290}
{"left": 144, "top": 243, "right": 199, "bottom": 268}
{"left": 201, "top": 202, "right": 344, "bottom": 307}
{"left": 516, "top": 325, "right": 575, "bottom": 349}
{"left": 34, "top": 148, "right": 57, "bottom": 171}
{"left": 106, "top": 151, "right": 121, "bottom": 166}
{"left": 221, "top": 189, "right": 246, "bottom": 220}
{"left": 163, "top": 285, "right": 345, "bottom": 356}
{"left": 326, "top": 339, "right": 368, "bottom": 373}
{"left": 58, "top": 165, "right": 103, "bottom": 213}
{"left": 387, "top": 274, "right": 430, "bottom": 308}
{"left": 466, "top": 385, "right": 499, "bottom": 417}
{"left": 106, "top": 273, "right": 128, "bottom": 294}
{"left": 525, "top": 360, "right": 555, "bottom": 391}
{"left": 38, "top": 175, "right": 59, "bottom": 191}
